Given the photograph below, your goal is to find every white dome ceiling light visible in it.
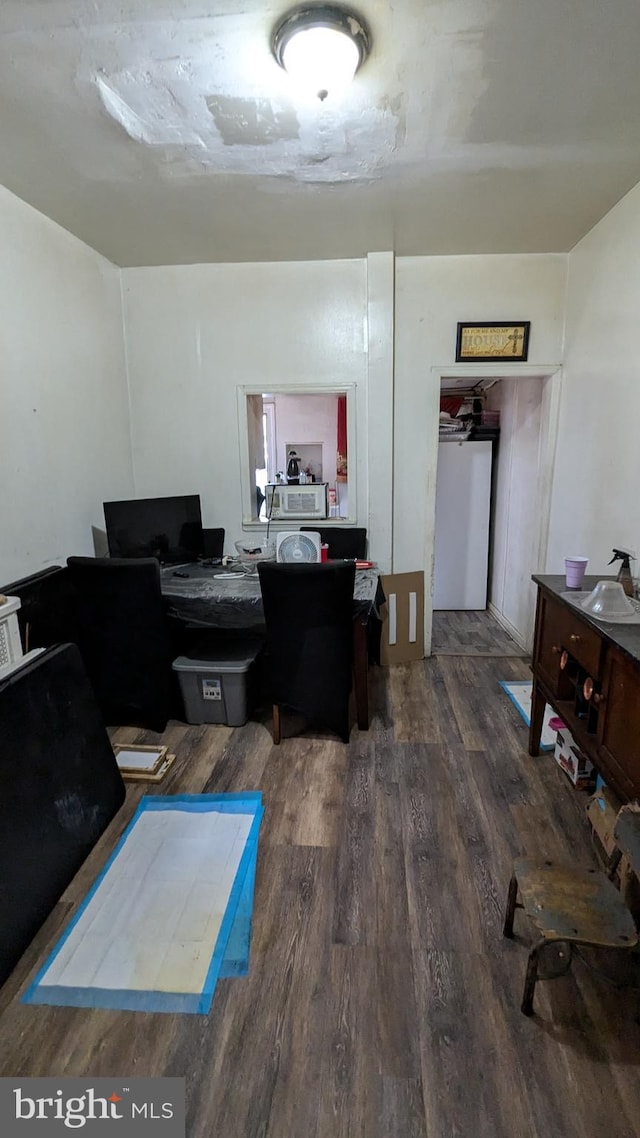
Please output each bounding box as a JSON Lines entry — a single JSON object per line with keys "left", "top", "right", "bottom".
{"left": 272, "top": 5, "right": 371, "bottom": 102}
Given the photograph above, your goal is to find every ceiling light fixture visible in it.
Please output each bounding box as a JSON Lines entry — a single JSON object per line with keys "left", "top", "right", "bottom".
{"left": 272, "top": 5, "right": 371, "bottom": 102}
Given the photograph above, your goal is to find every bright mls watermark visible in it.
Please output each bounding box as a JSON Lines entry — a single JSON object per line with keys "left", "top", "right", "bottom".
{"left": 0, "top": 1078, "right": 185, "bottom": 1135}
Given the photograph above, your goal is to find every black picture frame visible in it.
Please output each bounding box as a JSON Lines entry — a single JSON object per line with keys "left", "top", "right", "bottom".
{"left": 455, "top": 322, "right": 531, "bottom": 363}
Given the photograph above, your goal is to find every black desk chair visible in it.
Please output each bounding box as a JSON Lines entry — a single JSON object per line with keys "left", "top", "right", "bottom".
{"left": 66, "top": 556, "right": 173, "bottom": 731}
{"left": 257, "top": 561, "right": 356, "bottom": 744}
{"left": 0, "top": 643, "right": 125, "bottom": 987}
{"left": 202, "top": 527, "right": 225, "bottom": 561}
{"left": 0, "top": 565, "right": 76, "bottom": 652}
{"left": 300, "top": 527, "right": 367, "bottom": 559}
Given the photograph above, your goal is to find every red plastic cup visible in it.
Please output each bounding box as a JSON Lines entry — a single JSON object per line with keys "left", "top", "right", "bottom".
{"left": 321, "top": 543, "right": 329, "bottom": 562}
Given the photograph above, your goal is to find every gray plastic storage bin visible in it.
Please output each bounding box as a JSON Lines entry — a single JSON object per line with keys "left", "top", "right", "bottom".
{"left": 172, "top": 640, "right": 262, "bottom": 726}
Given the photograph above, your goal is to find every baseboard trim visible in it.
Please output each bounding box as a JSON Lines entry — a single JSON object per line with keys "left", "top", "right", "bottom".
{"left": 488, "top": 602, "right": 530, "bottom": 654}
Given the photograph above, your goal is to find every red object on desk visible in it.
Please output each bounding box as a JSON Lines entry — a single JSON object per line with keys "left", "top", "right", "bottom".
{"left": 355, "top": 560, "right": 375, "bottom": 569}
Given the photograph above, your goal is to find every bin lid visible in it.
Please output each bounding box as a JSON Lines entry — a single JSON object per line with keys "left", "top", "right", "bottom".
{"left": 172, "top": 639, "right": 262, "bottom": 674}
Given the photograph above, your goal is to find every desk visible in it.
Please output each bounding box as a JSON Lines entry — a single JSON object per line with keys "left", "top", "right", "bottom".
{"left": 161, "top": 565, "right": 381, "bottom": 730}
{"left": 530, "top": 574, "right": 640, "bottom": 801}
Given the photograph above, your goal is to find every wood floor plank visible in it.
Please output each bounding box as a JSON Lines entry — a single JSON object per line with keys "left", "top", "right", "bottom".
{"left": 379, "top": 1077, "right": 428, "bottom": 1138}
{"left": 438, "top": 655, "right": 490, "bottom": 750}
{"left": 315, "top": 945, "right": 379, "bottom": 1138}
{"left": 201, "top": 718, "right": 272, "bottom": 794}
{"left": 411, "top": 948, "right": 516, "bottom": 1138}
{"left": 373, "top": 747, "right": 414, "bottom": 947}
{"left": 372, "top": 751, "right": 423, "bottom": 1080}
{"left": 399, "top": 760, "right": 486, "bottom": 955}
{"left": 262, "top": 848, "right": 336, "bottom": 1138}
{"left": 389, "top": 661, "right": 441, "bottom": 743}
{"left": 260, "top": 737, "right": 349, "bottom": 849}
{"left": 163, "top": 721, "right": 232, "bottom": 794}
{"left": 332, "top": 742, "right": 376, "bottom": 947}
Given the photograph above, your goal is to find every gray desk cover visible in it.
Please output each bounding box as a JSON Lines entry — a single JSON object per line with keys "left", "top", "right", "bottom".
{"left": 161, "top": 565, "right": 381, "bottom": 629}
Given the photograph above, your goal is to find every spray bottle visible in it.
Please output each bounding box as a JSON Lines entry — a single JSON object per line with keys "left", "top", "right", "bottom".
{"left": 608, "top": 548, "right": 636, "bottom": 597}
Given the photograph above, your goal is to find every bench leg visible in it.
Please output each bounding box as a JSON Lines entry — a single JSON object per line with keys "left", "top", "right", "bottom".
{"left": 503, "top": 874, "right": 519, "bottom": 938}
{"left": 273, "top": 704, "right": 281, "bottom": 745}
{"left": 522, "top": 940, "right": 545, "bottom": 1016}
{"left": 528, "top": 679, "right": 546, "bottom": 756}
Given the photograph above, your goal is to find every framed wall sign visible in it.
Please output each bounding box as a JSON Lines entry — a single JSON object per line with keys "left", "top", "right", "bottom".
{"left": 455, "top": 322, "right": 531, "bottom": 362}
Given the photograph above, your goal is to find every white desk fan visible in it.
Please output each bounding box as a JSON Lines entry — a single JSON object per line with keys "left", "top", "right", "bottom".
{"left": 276, "top": 531, "right": 321, "bottom": 563}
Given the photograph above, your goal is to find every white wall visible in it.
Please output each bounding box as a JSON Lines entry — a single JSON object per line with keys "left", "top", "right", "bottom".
{"left": 121, "top": 260, "right": 370, "bottom": 551}
{"left": 487, "top": 377, "right": 545, "bottom": 647}
{"left": 4, "top": 170, "right": 638, "bottom": 624}
{"left": 548, "top": 181, "right": 640, "bottom": 576}
{"left": 122, "top": 253, "right": 569, "bottom": 632}
{"left": 394, "top": 254, "right": 567, "bottom": 648}
{"left": 0, "top": 186, "right": 132, "bottom": 584}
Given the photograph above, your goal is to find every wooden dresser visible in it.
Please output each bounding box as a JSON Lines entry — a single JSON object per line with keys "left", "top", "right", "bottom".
{"left": 530, "top": 575, "right": 640, "bottom": 801}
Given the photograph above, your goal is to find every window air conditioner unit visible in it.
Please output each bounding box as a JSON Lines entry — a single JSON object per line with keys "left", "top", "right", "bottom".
{"left": 266, "top": 483, "right": 327, "bottom": 519}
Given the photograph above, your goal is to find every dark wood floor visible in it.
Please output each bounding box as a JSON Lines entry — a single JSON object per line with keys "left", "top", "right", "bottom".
{"left": 1, "top": 649, "right": 639, "bottom": 1138}
{"left": 432, "top": 608, "right": 529, "bottom": 656}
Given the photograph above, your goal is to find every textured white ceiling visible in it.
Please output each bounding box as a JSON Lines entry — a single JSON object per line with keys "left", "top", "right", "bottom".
{"left": 1, "top": 0, "right": 640, "bottom": 266}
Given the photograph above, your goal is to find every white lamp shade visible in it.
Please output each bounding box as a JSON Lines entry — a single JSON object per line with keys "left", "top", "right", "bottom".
{"left": 281, "top": 25, "right": 361, "bottom": 98}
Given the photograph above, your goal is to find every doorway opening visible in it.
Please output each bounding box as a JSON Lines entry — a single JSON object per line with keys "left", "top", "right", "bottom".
{"left": 428, "top": 365, "right": 561, "bottom": 657}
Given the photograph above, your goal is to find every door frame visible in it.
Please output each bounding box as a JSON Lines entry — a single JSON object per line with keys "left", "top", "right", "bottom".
{"left": 424, "top": 363, "right": 562, "bottom": 655}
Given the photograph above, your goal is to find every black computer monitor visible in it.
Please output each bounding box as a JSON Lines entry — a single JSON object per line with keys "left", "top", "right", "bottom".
{"left": 103, "top": 495, "right": 204, "bottom": 565}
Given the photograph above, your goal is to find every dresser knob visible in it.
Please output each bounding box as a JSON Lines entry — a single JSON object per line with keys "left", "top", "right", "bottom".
{"left": 593, "top": 691, "right": 606, "bottom": 706}
{"left": 560, "top": 650, "right": 569, "bottom": 670}
{"left": 551, "top": 644, "right": 561, "bottom": 654}
{"left": 569, "top": 633, "right": 581, "bottom": 643}
{"left": 583, "top": 677, "right": 594, "bottom": 700}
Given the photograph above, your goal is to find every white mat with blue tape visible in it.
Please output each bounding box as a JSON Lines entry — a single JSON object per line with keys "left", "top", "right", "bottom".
{"left": 499, "top": 680, "right": 557, "bottom": 750}
{"left": 23, "top": 792, "right": 264, "bottom": 1015}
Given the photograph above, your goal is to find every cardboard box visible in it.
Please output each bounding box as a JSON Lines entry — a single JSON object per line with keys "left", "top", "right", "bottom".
{"left": 553, "top": 728, "right": 594, "bottom": 788}
{"left": 586, "top": 785, "right": 622, "bottom": 859}
{"left": 379, "top": 571, "right": 424, "bottom": 665}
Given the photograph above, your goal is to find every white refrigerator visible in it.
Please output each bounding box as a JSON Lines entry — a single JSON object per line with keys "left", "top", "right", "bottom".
{"left": 433, "top": 439, "right": 493, "bottom": 610}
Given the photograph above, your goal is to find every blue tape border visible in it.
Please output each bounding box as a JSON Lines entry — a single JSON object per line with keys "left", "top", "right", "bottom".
{"left": 23, "top": 793, "right": 263, "bottom": 1015}
{"left": 498, "top": 680, "right": 554, "bottom": 750}
{"left": 219, "top": 836, "right": 258, "bottom": 979}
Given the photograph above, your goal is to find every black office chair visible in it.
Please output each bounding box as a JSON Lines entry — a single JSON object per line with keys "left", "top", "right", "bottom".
{"left": 66, "top": 556, "right": 173, "bottom": 731}
{"left": 257, "top": 561, "right": 356, "bottom": 744}
{"left": 202, "top": 527, "right": 225, "bottom": 561}
{"left": 0, "top": 565, "right": 77, "bottom": 651}
{"left": 0, "top": 643, "right": 125, "bottom": 987}
{"left": 300, "top": 527, "right": 367, "bottom": 559}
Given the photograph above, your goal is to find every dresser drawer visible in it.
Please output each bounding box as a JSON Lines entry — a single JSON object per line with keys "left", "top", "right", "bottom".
{"left": 559, "top": 607, "right": 603, "bottom": 676}
{"left": 535, "top": 592, "right": 603, "bottom": 693}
